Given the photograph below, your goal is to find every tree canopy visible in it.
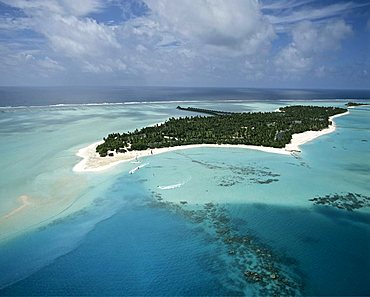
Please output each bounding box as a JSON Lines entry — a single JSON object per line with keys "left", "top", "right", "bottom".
{"left": 96, "top": 105, "right": 347, "bottom": 157}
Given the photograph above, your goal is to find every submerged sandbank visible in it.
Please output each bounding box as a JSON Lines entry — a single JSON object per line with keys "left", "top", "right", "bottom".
{"left": 73, "top": 111, "right": 349, "bottom": 173}
{"left": 2, "top": 195, "right": 31, "bottom": 219}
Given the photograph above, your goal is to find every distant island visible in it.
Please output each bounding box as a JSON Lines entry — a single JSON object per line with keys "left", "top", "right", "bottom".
{"left": 346, "top": 102, "right": 369, "bottom": 107}
{"left": 96, "top": 105, "right": 347, "bottom": 157}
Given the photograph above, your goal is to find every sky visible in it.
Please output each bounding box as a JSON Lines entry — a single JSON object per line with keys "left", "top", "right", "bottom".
{"left": 0, "top": 0, "right": 369, "bottom": 89}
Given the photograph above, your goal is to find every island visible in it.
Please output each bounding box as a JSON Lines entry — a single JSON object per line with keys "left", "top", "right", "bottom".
{"left": 72, "top": 105, "right": 349, "bottom": 172}
{"left": 95, "top": 105, "right": 347, "bottom": 157}
{"left": 345, "top": 102, "right": 369, "bottom": 107}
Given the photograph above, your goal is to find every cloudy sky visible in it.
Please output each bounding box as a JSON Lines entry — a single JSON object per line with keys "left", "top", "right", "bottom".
{"left": 0, "top": 0, "right": 369, "bottom": 88}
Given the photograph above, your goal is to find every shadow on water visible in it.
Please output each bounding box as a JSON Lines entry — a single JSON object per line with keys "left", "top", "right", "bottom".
{"left": 226, "top": 202, "right": 370, "bottom": 296}
{"left": 147, "top": 198, "right": 305, "bottom": 296}
{"left": 313, "top": 204, "right": 370, "bottom": 226}
{"left": 0, "top": 177, "right": 236, "bottom": 296}
{"left": 0, "top": 176, "right": 146, "bottom": 291}
{"left": 1, "top": 172, "right": 369, "bottom": 296}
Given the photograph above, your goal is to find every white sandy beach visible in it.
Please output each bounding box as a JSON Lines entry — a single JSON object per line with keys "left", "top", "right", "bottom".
{"left": 73, "top": 111, "right": 350, "bottom": 173}
{"left": 347, "top": 104, "right": 370, "bottom": 109}
{"left": 285, "top": 111, "right": 349, "bottom": 152}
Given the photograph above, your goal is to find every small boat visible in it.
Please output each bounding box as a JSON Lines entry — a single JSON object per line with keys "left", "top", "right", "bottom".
{"left": 129, "top": 163, "right": 149, "bottom": 174}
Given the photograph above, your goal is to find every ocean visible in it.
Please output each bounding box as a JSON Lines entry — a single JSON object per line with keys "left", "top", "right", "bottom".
{"left": 1, "top": 86, "right": 370, "bottom": 107}
{"left": 0, "top": 87, "right": 369, "bottom": 296}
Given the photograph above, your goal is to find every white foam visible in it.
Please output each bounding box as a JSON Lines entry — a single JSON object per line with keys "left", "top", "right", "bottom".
{"left": 0, "top": 100, "right": 206, "bottom": 109}
{"left": 157, "top": 177, "right": 191, "bottom": 190}
{"left": 158, "top": 183, "right": 183, "bottom": 190}
{"left": 129, "top": 163, "right": 149, "bottom": 174}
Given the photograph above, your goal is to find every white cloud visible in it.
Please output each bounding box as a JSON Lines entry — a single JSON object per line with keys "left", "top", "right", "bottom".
{"left": 37, "top": 15, "right": 120, "bottom": 59}
{"left": 244, "top": 57, "right": 270, "bottom": 80}
{"left": 82, "top": 58, "right": 126, "bottom": 73}
{"left": 275, "top": 20, "right": 352, "bottom": 75}
{"left": 1, "top": 0, "right": 103, "bottom": 17}
{"left": 0, "top": 0, "right": 365, "bottom": 87}
{"left": 1, "top": 0, "right": 124, "bottom": 73}
{"left": 36, "top": 56, "right": 65, "bottom": 72}
{"left": 264, "top": 1, "right": 370, "bottom": 33}
{"left": 144, "top": 0, "right": 275, "bottom": 55}
{"left": 267, "top": 2, "right": 368, "bottom": 25}
{"left": 275, "top": 46, "right": 312, "bottom": 73}
{"left": 0, "top": 15, "right": 31, "bottom": 31}
{"left": 261, "top": 0, "right": 314, "bottom": 11}
{"left": 292, "top": 20, "right": 352, "bottom": 54}
{"left": 0, "top": 47, "right": 64, "bottom": 83}
{"left": 58, "top": 0, "right": 103, "bottom": 16}
{"left": 1, "top": 0, "right": 64, "bottom": 15}
{"left": 314, "top": 65, "right": 328, "bottom": 78}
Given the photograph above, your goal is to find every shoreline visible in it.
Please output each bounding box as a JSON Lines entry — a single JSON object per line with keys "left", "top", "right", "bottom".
{"left": 285, "top": 111, "right": 349, "bottom": 152}
{"left": 347, "top": 104, "right": 370, "bottom": 109}
{"left": 73, "top": 111, "right": 350, "bottom": 173}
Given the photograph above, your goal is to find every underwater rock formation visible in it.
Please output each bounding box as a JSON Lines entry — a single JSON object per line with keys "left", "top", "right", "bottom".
{"left": 149, "top": 192, "right": 304, "bottom": 296}
{"left": 309, "top": 192, "right": 370, "bottom": 211}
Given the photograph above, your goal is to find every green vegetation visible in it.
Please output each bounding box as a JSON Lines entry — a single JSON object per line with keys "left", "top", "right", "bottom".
{"left": 346, "top": 102, "right": 369, "bottom": 107}
{"left": 96, "top": 105, "right": 347, "bottom": 157}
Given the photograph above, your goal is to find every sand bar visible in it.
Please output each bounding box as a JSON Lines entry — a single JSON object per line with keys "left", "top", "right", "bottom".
{"left": 347, "top": 104, "right": 370, "bottom": 109}
{"left": 2, "top": 195, "right": 31, "bottom": 219}
{"left": 73, "top": 111, "right": 349, "bottom": 173}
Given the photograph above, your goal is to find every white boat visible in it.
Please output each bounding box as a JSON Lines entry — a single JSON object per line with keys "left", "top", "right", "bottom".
{"left": 158, "top": 183, "right": 183, "bottom": 190}
{"left": 129, "top": 163, "right": 149, "bottom": 174}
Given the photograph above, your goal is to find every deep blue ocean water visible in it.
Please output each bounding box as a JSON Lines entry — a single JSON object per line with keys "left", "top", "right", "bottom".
{"left": 0, "top": 178, "right": 236, "bottom": 296}
{"left": 1, "top": 208, "right": 228, "bottom": 296}
{"left": 228, "top": 203, "right": 370, "bottom": 296}
{"left": 1, "top": 86, "right": 370, "bottom": 107}
{"left": 0, "top": 87, "right": 369, "bottom": 296}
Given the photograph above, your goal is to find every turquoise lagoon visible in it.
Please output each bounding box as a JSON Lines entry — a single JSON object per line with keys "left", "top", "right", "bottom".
{"left": 0, "top": 100, "right": 369, "bottom": 295}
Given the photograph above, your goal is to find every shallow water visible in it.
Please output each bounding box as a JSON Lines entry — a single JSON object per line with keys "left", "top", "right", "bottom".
{"left": 0, "top": 180, "right": 233, "bottom": 296}
{"left": 0, "top": 98, "right": 369, "bottom": 295}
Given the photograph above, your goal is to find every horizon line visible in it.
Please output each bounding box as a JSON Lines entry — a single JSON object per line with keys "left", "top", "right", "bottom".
{"left": 0, "top": 85, "right": 370, "bottom": 92}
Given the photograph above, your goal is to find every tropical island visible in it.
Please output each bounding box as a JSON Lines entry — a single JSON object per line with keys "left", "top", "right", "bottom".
{"left": 345, "top": 102, "right": 369, "bottom": 107}
{"left": 95, "top": 105, "right": 347, "bottom": 157}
